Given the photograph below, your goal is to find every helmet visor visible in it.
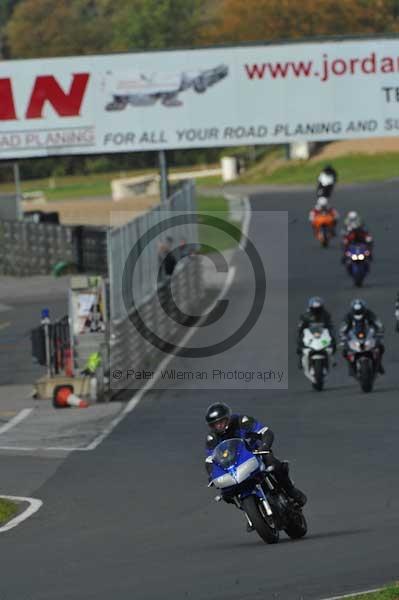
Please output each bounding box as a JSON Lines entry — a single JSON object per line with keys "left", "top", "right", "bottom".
{"left": 210, "top": 417, "right": 229, "bottom": 433}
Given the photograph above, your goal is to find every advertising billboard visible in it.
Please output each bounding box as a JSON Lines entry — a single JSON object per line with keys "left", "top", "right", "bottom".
{"left": 1, "top": 37, "right": 399, "bottom": 157}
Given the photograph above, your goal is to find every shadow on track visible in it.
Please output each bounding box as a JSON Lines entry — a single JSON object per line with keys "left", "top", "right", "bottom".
{"left": 208, "top": 528, "right": 372, "bottom": 550}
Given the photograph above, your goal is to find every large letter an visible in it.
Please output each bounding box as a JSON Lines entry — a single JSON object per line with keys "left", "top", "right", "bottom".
{"left": 26, "top": 73, "right": 90, "bottom": 119}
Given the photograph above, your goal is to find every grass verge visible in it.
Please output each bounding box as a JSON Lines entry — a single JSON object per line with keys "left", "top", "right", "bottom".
{"left": 341, "top": 584, "right": 399, "bottom": 599}
{"left": 196, "top": 195, "right": 241, "bottom": 254}
{"left": 239, "top": 152, "right": 399, "bottom": 186}
{"left": 0, "top": 165, "right": 221, "bottom": 201}
{"left": 0, "top": 498, "right": 18, "bottom": 525}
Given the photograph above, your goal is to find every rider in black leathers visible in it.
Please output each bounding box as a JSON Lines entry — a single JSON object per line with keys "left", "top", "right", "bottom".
{"left": 205, "top": 403, "right": 307, "bottom": 518}
{"left": 340, "top": 299, "right": 385, "bottom": 375}
{"left": 317, "top": 164, "right": 338, "bottom": 197}
{"left": 296, "top": 297, "right": 336, "bottom": 368}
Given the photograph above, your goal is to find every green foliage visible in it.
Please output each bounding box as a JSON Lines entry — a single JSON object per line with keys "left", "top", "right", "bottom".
{"left": 6, "top": 0, "right": 113, "bottom": 58}
{"left": 5, "top": 0, "right": 207, "bottom": 58}
{"left": 0, "top": 0, "right": 19, "bottom": 56}
{"left": 107, "top": 0, "right": 204, "bottom": 51}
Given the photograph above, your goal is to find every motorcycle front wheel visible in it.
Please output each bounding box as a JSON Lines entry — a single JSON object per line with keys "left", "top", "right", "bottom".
{"left": 359, "top": 358, "right": 374, "bottom": 393}
{"left": 312, "top": 360, "right": 324, "bottom": 391}
{"left": 241, "top": 496, "right": 279, "bottom": 544}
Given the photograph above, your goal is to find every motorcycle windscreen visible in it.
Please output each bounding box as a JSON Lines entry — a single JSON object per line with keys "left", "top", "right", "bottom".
{"left": 212, "top": 438, "right": 249, "bottom": 469}
{"left": 308, "top": 323, "right": 324, "bottom": 336}
{"left": 348, "top": 243, "right": 368, "bottom": 257}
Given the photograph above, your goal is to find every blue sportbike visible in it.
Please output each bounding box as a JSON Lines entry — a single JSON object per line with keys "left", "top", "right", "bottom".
{"left": 344, "top": 243, "right": 370, "bottom": 287}
{"left": 208, "top": 438, "right": 307, "bottom": 544}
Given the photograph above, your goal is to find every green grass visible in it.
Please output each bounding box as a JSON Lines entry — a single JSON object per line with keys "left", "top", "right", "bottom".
{"left": 195, "top": 174, "right": 223, "bottom": 187}
{"left": 0, "top": 171, "right": 127, "bottom": 200}
{"left": 239, "top": 152, "right": 399, "bottom": 185}
{"left": 196, "top": 195, "right": 241, "bottom": 254}
{"left": 342, "top": 584, "right": 399, "bottom": 599}
{"left": 0, "top": 498, "right": 18, "bottom": 525}
{"left": 0, "top": 165, "right": 221, "bottom": 201}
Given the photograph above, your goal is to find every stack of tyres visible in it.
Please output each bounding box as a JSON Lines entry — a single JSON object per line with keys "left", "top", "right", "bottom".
{"left": 77, "top": 226, "right": 108, "bottom": 275}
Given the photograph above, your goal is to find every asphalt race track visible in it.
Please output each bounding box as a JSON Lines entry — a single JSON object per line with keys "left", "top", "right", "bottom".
{"left": 0, "top": 181, "right": 399, "bottom": 600}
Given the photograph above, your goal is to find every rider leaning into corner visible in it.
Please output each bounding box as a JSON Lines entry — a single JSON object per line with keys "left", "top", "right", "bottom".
{"left": 296, "top": 297, "right": 337, "bottom": 368}
{"left": 204, "top": 403, "right": 307, "bottom": 531}
{"left": 340, "top": 299, "right": 385, "bottom": 375}
{"left": 309, "top": 196, "right": 339, "bottom": 236}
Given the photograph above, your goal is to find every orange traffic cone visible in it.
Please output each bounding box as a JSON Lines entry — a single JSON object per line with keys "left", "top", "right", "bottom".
{"left": 53, "top": 385, "right": 89, "bottom": 409}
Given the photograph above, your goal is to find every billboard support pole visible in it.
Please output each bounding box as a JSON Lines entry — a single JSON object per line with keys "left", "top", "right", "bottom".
{"left": 13, "top": 162, "right": 22, "bottom": 220}
{"left": 159, "top": 150, "right": 169, "bottom": 204}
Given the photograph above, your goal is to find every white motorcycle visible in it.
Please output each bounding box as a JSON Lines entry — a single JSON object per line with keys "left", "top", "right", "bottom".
{"left": 317, "top": 171, "right": 335, "bottom": 198}
{"left": 301, "top": 324, "right": 333, "bottom": 391}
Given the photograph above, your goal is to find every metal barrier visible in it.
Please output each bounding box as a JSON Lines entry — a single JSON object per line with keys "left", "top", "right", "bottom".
{"left": 108, "top": 180, "right": 198, "bottom": 322}
{"left": 109, "top": 255, "right": 203, "bottom": 394}
{"left": 107, "top": 180, "right": 204, "bottom": 396}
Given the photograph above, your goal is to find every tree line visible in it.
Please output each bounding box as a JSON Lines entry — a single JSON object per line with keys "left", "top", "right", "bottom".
{"left": 2, "top": 0, "right": 399, "bottom": 58}
{"left": 1, "top": 0, "right": 399, "bottom": 180}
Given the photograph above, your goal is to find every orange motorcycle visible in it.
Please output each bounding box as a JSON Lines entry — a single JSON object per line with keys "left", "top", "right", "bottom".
{"left": 312, "top": 212, "right": 336, "bottom": 247}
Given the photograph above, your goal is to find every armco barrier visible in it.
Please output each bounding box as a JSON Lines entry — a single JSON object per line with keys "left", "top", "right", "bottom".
{"left": 107, "top": 180, "right": 204, "bottom": 396}
{"left": 109, "top": 255, "right": 203, "bottom": 394}
{"left": 108, "top": 180, "right": 198, "bottom": 321}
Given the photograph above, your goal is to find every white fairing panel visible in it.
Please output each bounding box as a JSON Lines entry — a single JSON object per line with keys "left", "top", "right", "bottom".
{"left": 212, "top": 457, "right": 260, "bottom": 488}
{"left": 235, "top": 457, "right": 260, "bottom": 483}
{"left": 303, "top": 327, "right": 332, "bottom": 351}
{"left": 319, "top": 173, "right": 334, "bottom": 186}
{"left": 212, "top": 473, "right": 236, "bottom": 489}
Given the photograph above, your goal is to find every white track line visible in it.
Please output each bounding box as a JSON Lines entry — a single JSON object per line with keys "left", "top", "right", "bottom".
{"left": 320, "top": 587, "right": 383, "bottom": 600}
{"left": 239, "top": 196, "right": 251, "bottom": 250}
{"left": 0, "top": 408, "right": 33, "bottom": 435}
{"left": 0, "top": 495, "right": 42, "bottom": 533}
{"left": 0, "top": 446, "right": 38, "bottom": 452}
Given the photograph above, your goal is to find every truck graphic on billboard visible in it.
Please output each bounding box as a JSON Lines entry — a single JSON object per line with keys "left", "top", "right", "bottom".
{"left": 104, "top": 64, "right": 229, "bottom": 110}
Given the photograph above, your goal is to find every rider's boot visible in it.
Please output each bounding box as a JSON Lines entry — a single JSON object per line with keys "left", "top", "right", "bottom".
{"left": 286, "top": 485, "right": 307, "bottom": 507}
{"left": 278, "top": 464, "right": 307, "bottom": 507}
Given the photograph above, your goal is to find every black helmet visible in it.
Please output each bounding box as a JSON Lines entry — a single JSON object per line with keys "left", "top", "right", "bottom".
{"left": 351, "top": 298, "right": 367, "bottom": 320}
{"left": 205, "top": 403, "right": 231, "bottom": 433}
{"left": 308, "top": 296, "right": 324, "bottom": 318}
